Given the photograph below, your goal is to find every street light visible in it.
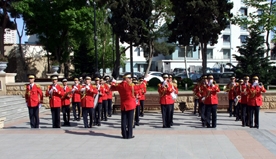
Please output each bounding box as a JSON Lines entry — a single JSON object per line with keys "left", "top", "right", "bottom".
{"left": 87, "top": 0, "right": 98, "bottom": 76}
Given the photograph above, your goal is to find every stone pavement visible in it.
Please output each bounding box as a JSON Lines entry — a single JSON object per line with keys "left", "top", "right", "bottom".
{"left": 1, "top": 110, "right": 276, "bottom": 159}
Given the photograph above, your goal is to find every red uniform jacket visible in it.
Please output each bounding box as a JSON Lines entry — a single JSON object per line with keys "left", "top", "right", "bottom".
{"left": 61, "top": 85, "right": 72, "bottom": 106}
{"left": 193, "top": 84, "right": 200, "bottom": 99}
{"left": 134, "top": 84, "right": 141, "bottom": 106}
{"left": 25, "top": 83, "right": 43, "bottom": 107}
{"left": 196, "top": 83, "right": 208, "bottom": 103}
{"left": 102, "top": 84, "right": 109, "bottom": 101}
{"left": 247, "top": 85, "right": 266, "bottom": 106}
{"left": 240, "top": 83, "right": 250, "bottom": 104}
{"left": 226, "top": 83, "right": 237, "bottom": 100}
{"left": 158, "top": 82, "right": 174, "bottom": 105}
{"left": 46, "top": 84, "right": 64, "bottom": 108}
{"left": 111, "top": 81, "right": 136, "bottom": 111}
{"left": 98, "top": 84, "right": 106, "bottom": 103}
{"left": 72, "top": 84, "right": 81, "bottom": 103}
{"left": 105, "top": 83, "right": 113, "bottom": 99}
{"left": 202, "top": 84, "right": 220, "bottom": 105}
{"left": 80, "top": 84, "right": 98, "bottom": 108}
{"left": 139, "top": 81, "right": 147, "bottom": 100}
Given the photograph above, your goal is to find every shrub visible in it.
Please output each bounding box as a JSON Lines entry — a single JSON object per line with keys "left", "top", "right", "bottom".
{"left": 181, "top": 78, "right": 193, "bottom": 87}
{"left": 148, "top": 77, "right": 161, "bottom": 87}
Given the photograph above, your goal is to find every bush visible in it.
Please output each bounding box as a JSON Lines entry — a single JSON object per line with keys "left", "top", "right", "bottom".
{"left": 148, "top": 77, "right": 161, "bottom": 87}
{"left": 181, "top": 78, "right": 193, "bottom": 88}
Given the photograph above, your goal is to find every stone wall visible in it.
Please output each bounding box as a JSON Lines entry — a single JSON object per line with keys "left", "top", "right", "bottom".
{"left": 6, "top": 82, "right": 276, "bottom": 110}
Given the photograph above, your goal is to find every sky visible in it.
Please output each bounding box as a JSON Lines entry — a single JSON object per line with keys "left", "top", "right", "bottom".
{"left": 16, "top": 18, "right": 28, "bottom": 44}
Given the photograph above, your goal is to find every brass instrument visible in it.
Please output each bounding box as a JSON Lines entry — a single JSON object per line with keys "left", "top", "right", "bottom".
{"left": 234, "top": 95, "right": 241, "bottom": 106}
{"left": 81, "top": 85, "right": 87, "bottom": 99}
{"left": 62, "top": 91, "right": 72, "bottom": 99}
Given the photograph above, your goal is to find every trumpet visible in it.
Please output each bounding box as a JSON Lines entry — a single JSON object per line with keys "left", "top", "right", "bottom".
{"left": 234, "top": 95, "right": 241, "bottom": 106}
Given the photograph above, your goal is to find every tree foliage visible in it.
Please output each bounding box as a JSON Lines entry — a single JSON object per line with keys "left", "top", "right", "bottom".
{"left": 231, "top": 26, "right": 275, "bottom": 85}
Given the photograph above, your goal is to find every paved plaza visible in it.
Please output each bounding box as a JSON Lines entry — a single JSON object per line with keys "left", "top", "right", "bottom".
{"left": 1, "top": 109, "right": 276, "bottom": 159}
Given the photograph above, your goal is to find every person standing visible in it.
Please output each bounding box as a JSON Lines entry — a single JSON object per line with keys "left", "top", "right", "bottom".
{"left": 94, "top": 77, "right": 102, "bottom": 126}
{"left": 101, "top": 78, "right": 108, "bottom": 121}
{"left": 133, "top": 77, "right": 141, "bottom": 128}
{"left": 158, "top": 73, "right": 174, "bottom": 128}
{"left": 111, "top": 73, "right": 136, "bottom": 139}
{"left": 80, "top": 76, "right": 98, "bottom": 128}
{"left": 193, "top": 79, "right": 201, "bottom": 115}
{"left": 247, "top": 76, "right": 266, "bottom": 129}
{"left": 234, "top": 79, "right": 243, "bottom": 122}
{"left": 104, "top": 76, "right": 113, "bottom": 117}
{"left": 139, "top": 77, "right": 147, "bottom": 117}
{"left": 61, "top": 79, "right": 72, "bottom": 126}
{"left": 171, "top": 79, "right": 178, "bottom": 126}
{"left": 46, "top": 75, "right": 64, "bottom": 128}
{"left": 25, "top": 74, "right": 43, "bottom": 128}
{"left": 225, "top": 77, "right": 237, "bottom": 117}
{"left": 72, "top": 78, "right": 81, "bottom": 121}
{"left": 197, "top": 75, "right": 208, "bottom": 127}
{"left": 241, "top": 76, "right": 250, "bottom": 126}
{"left": 202, "top": 75, "right": 220, "bottom": 128}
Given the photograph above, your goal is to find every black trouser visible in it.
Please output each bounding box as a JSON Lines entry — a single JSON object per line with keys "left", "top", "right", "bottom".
{"left": 140, "top": 100, "right": 145, "bottom": 116}
{"left": 95, "top": 103, "right": 102, "bottom": 125}
{"left": 200, "top": 102, "right": 206, "bottom": 124}
{"left": 28, "top": 106, "right": 39, "bottom": 128}
{"left": 170, "top": 104, "right": 174, "bottom": 125}
{"left": 82, "top": 107, "right": 94, "bottom": 128}
{"left": 51, "top": 107, "right": 61, "bottom": 128}
{"left": 72, "top": 102, "right": 80, "bottom": 119}
{"left": 228, "top": 100, "right": 234, "bottom": 116}
{"left": 194, "top": 99, "right": 199, "bottom": 114}
{"left": 62, "top": 105, "right": 70, "bottom": 125}
{"left": 161, "top": 104, "right": 172, "bottom": 128}
{"left": 246, "top": 105, "right": 251, "bottom": 126}
{"left": 249, "top": 106, "right": 260, "bottom": 128}
{"left": 241, "top": 104, "right": 247, "bottom": 126}
{"left": 107, "top": 99, "right": 112, "bottom": 116}
{"left": 206, "top": 104, "right": 217, "bottom": 128}
{"left": 101, "top": 100, "right": 108, "bottom": 120}
{"left": 121, "top": 109, "right": 134, "bottom": 139}
{"left": 235, "top": 103, "right": 242, "bottom": 121}
{"left": 134, "top": 106, "right": 140, "bottom": 124}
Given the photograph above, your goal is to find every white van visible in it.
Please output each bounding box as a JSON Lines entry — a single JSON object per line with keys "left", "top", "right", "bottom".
{"left": 219, "top": 72, "right": 235, "bottom": 84}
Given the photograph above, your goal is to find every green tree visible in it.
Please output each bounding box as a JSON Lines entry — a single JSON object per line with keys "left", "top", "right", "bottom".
{"left": 168, "top": 0, "right": 233, "bottom": 73}
{"left": 231, "top": 26, "right": 275, "bottom": 85}
{"left": 232, "top": 0, "right": 276, "bottom": 57}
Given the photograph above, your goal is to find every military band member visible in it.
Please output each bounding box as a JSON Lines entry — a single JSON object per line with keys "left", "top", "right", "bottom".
{"left": 46, "top": 75, "right": 64, "bottom": 128}
{"left": 193, "top": 79, "right": 201, "bottom": 115}
{"left": 171, "top": 79, "right": 178, "bottom": 126}
{"left": 81, "top": 76, "right": 98, "bottom": 128}
{"left": 158, "top": 73, "right": 174, "bottom": 128}
{"left": 111, "top": 73, "right": 136, "bottom": 139}
{"left": 72, "top": 78, "right": 81, "bottom": 121}
{"left": 202, "top": 75, "right": 220, "bottom": 128}
{"left": 197, "top": 75, "right": 208, "bottom": 126}
{"left": 225, "top": 77, "right": 237, "bottom": 117}
{"left": 101, "top": 78, "right": 108, "bottom": 121}
{"left": 93, "top": 77, "right": 102, "bottom": 126}
{"left": 104, "top": 76, "right": 113, "bottom": 117}
{"left": 61, "top": 79, "right": 72, "bottom": 126}
{"left": 133, "top": 77, "right": 141, "bottom": 128}
{"left": 241, "top": 76, "right": 250, "bottom": 126}
{"left": 25, "top": 74, "right": 43, "bottom": 128}
{"left": 247, "top": 76, "right": 266, "bottom": 129}
{"left": 234, "top": 79, "right": 242, "bottom": 121}
{"left": 139, "top": 77, "right": 147, "bottom": 117}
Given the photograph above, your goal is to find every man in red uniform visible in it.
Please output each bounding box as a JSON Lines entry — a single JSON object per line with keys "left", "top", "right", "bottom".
{"left": 193, "top": 79, "right": 200, "bottom": 115}
{"left": 104, "top": 76, "right": 113, "bottom": 117}
{"left": 61, "top": 79, "right": 72, "bottom": 126}
{"left": 233, "top": 79, "right": 242, "bottom": 122}
{"left": 46, "top": 75, "right": 64, "bottom": 128}
{"left": 158, "top": 73, "right": 174, "bottom": 128}
{"left": 241, "top": 76, "right": 250, "bottom": 126}
{"left": 197, "top": 75, "right": 208, "bottom": 126}
{"left": 101, "top": 78, "right": 108, "bottom": 121}
{"left": 225, "top": 77, "right": 237, "bottom": 117}
{"left": 139, "top": 77, "right": 147, "bottom": 117}
{"left": 25, "top": 74, "right": 43, "bottom": 128}
{"left": 133, "top": 77, "right": 141, "bottom": 128}
{"left": 72, "top": 78, "right": 81, "bottom": 121}
{"left": 111, "top": 73, "right": 136, "bottom": 139}
{"left": 247, "top": 76, "right": 266, "bottom": 129}
{"left": 80, "top": 76, "right": 98, "bottom": 128}
{"left": 171, "top": 79, "right": 178, "bottom": 126}
{"left": 202, "top": 75, "right": 220, "bottom": 128}
{"left": 93, "top": 77, "right": 101, "bottom": 126}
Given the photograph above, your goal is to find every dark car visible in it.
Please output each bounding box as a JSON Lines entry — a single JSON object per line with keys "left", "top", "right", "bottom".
{"left": 118, "top": 72, "right": 144, "bottom": 80}
{"left": 209, "top": 73, "right": 221, "bottom": 83}
{"left": 174, "top": 73, "right": 201, "bottom": 82}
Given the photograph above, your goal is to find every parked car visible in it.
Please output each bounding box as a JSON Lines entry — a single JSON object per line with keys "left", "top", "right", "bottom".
{"left": 173, "top": 68, "right": 186, "bottom": 75}
{"left": 144, "top": 71, "right": 163, "bottom": 82}
{"left": 219, "top": 72, "right": 235, "bottom": 84}
{"left": 174, "top": 73, "right": 201, "bottom": 82}
{"left": 209, "top": 73, "right": 221, "bottom": 83}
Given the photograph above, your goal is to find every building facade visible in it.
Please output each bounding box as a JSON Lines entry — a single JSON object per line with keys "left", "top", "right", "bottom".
{"left": 4, "top": 29, "right": 17, "bottom": 44}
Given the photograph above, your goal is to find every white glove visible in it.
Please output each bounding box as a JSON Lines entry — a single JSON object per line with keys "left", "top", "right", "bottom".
{"left": 26, "top": 103, "right": 28, "bottom": 107}
{"left": 39, "top": 104, "right": 42, "bottom": 108}
{"left": 86, "top": 85, "right": 90, "bottom": 89}
{"left": 162, "top": 81, "right": 167, "bottom": 87}
{"left": 81, "top": 88, "right": 86, "bottom": 92}
{"left": 112, "top": 79, "right": 116, "bottom": 83}
{"left": 72, "top": 88, "right": 76, "bottom": 92}
{"left": 53, "top": 87, "right": 57, "bottom": 92}
{"left": 49, "top": 89, "right": 53, "bottom": 94}
{"left": 202, "top": 97, "right": 205, "bottom": 101}
{"left": 74, "top": 86, "right": 78, "bottom": 90}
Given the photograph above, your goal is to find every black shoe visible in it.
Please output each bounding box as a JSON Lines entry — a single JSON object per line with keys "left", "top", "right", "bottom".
{"left": 235, "top": 119, "right": 239, "bottom": 121}
{"left": 141, "top": 114, "right": 144, "bottom": 117}
{"left": 73, "top": 118, "right": 76, "bottom": 121}
{"left": 129, "top": 136, "right": 135, "bottom": 139}
{"left": 104, "top": 119, "right": 107, "bottom": 121}
{"left": 135, "top": 123, "right": 139, "bottom": 126}
{"left": 108, "top": 115, "right": 111, "bottom": 117}
{"left": 133, "top": 125, "right": 135, "bottom": 128}
{"left": 254, "top": 126, "right": 259, "bottom": 129}
{"left": 77, "top": 118, "right": 80, "bottom": 121}
{"left": 242, "top": 125, "right": 245, "bottom": 127}
{"left": 207, "top": 126, "right": 211, "bottom": 128}
{"left": 67, "top": 122, "right": 71, "bottom": 126}
{"left": 97, "top": 123, "right": 101, "bottom": 126}
{"left": 162, "top": 125, "right": 167, "bottom": 128}
{"left": 62, "top": 123, "right": 67, "bottom": 126}
{"left": 229, "top": 115, "right": 232, "bottom": 117}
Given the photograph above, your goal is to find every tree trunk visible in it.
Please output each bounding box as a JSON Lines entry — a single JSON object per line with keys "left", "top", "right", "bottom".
{"left": 130, "top": 41, "right": 133, "bottom": 77}
{"left": 102, "top": 40, "right": 106, "bottom": 77}
{"left": 144, "top": 40, "right": 153, "bottom": 76}
{"left": 201, "top": 42, "right": 207, "bottom": 74}
{"left": 184, "top": 45, "right": 189, "bottom": 78}
{"left": 112, "top": 34, "right": 121, "bottom": 79}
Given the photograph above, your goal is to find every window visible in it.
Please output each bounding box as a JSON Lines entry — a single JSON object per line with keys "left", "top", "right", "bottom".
{"left": 207, "top": 49, "right": 213, "bottom": 59}
{"left": 240, "top": 8, "right": 248, "bottom": 16}
{"left": 226, "top": 21, "right": 230, "bottom": 29}
{"left": 223, "top": 49, "right": 230, "bottom": 59}
{"left": 257, "top": 9, "right": 263, "bottom": 16}
{"left": 137, "top": 47, "right": 140, "bottom": 56}
{"left": 241, "top": 24, "right": 247, "bottom": 31}
{"left": 223, "top": 35, "right": 230, "bottom": 43}
{"left": 240, "top": 35, "right": 247, "bottom": 43}
{"left": 186, "top": 46, "right": 193, "bottom": 58}
{"left": 178, "top": 47, "right": 184, "bottom": 57}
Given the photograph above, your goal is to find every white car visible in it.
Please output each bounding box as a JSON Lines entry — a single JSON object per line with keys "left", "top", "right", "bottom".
{"left": 144, "top": 71, "right": 164, "bottom": 82}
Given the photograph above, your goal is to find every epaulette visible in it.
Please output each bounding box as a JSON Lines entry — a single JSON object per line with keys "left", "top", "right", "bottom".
{"left": 93, "top": 85, "right": 97, "bottom": 88}
{"left": 36, "top": 84, "right": 41, "bottom": 88}
{"left": 68, "top": 86, "right": 72, "bottom": 89}
{"left": 158, "top": 83, "right": 161, "bottom": 87}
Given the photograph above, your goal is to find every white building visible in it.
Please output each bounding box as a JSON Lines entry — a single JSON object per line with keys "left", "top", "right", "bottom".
{"left": 4, "top": 29, "right": 17, "bottom": 44}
